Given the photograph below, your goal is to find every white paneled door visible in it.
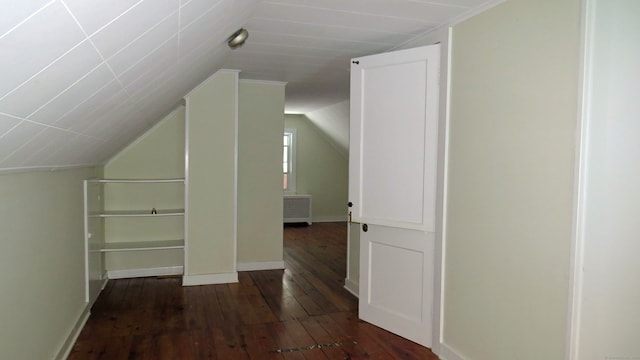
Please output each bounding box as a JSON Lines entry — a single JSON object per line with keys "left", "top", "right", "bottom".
{"left": 349, "top": 44, "right": 440, "bottom": 347}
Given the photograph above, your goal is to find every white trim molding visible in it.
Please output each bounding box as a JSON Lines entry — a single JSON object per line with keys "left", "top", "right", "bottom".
{"left": 313, "top": 216, "right": 348, "bottom": 223}
{"left": 237, "top": 261, "right": 285, "bottom": 271}
{"left": 107, "top": 266, "right": 184, "bottom": 279}
{"left": 344, "top": 278, "right": 359, "bottom": 298}
{"left": 182, "top": 272, "right": 239, "bottom": 286}
{"left": 566, "top": 1, "right": 595, "bottom": 358}
{"left": 438, "top": 343, "right": 467, "bottom": 360}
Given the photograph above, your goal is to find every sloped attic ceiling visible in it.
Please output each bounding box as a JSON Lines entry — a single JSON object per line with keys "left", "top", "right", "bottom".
{"left": 0, "top": 0, "right": 499, "bottom": 173}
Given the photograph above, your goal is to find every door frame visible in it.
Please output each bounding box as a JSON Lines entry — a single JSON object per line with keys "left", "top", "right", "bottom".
{"left": 389, "top": 26, "right": 452, "bottom": 355}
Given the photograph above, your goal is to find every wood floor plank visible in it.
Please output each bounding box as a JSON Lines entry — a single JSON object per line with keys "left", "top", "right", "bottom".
{"left": 70, "top": 223, "right": 438, "bottom": 360}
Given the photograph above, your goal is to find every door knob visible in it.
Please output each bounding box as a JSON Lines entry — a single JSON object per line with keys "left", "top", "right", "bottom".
{"left": 362, "top": 224, "right": 368, "bottom": 232}
{"left": 348, "top": 202, "right": 353, "bottom": 207}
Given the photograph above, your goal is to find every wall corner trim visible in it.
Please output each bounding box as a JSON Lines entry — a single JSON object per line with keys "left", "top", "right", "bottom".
{"left": 237, "top": 261, "right": 285, "bottom": 271}
{"left": 182, "top": 272, "right": 239, "bottom": 286}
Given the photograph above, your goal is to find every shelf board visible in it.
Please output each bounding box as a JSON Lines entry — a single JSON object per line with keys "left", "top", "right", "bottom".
{"left": 100, "top": 209, "right": 184, "bottom": 217}
{"left": 89, "top": 178, "right": 185, "bottom": 183}
{"left": 102, "top": 239, "right": 184, "bottom": 252}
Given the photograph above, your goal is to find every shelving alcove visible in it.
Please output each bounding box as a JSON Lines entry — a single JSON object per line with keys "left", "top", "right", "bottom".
{"left": 83, "top": 178, "right": 185, "bottom": 304}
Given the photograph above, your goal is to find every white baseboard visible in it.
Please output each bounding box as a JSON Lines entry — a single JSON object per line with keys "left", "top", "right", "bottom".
{"left": 182, "top": 272, "right": 238, "bottom": 286}
{"left": 344, "top": 278, "right": 359, "bottom": 297}
{"left": 313, "top": 216, "right": 348, "bottom": 223}
{"left": 237, "top": 261, "right": 285, "bottom": 271}
{"left": 107, "top": 266, "right": 183, "bottom": 279}
{"left": 437, "top": 342, "right": 466, "bottom": 360}
{"left": 55, "top": 305, "right": 90, "bottom": 360}
{"left": 100, "top": 273, "right": 108, "bottom": 289}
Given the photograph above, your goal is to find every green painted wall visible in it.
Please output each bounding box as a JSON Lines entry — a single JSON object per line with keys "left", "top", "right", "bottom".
{"left": 103, "top": 106, "right": 185, "bottom": 271}
{"left": 284, "top": 114, "right": 348, "bottom": 221}
{"left": 443, "top": 0, "right": 580, "bottom": 358}
{"left": 0, "top": 166, "right": 97, "bottom": 359}
{"left": 237, "top": 80, "right": 285, "bottom": 265}
{"left": 185, "top": 70, "right": 238, "bottom": 279}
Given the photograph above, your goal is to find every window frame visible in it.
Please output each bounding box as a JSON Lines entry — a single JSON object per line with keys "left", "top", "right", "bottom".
{"left": 283, "top": 128, "right": 296, "bottom": 194}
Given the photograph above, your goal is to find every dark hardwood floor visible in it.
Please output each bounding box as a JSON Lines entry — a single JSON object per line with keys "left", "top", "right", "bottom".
{"left": 69, "top": 222, "right": 438, "bottom": 359}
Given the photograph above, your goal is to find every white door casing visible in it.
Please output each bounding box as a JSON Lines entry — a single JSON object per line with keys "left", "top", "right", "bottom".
{"left": 349, "top": 45, "right": 440, "bottom": 347}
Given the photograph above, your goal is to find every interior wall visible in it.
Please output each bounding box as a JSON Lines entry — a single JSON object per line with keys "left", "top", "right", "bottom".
{"left": 103, "top": 106, "right": 185, "bottom": 272}
{"left": 574, "top": 0, "right": 640, "bottom": 358}
{"left": 304, "top": 100, "right": 350, "bottom": 158}
{"left": 185, "top": 70, "right": 238, "bottom": 281}
{"left": 444, "top": 0, "right": 581, "bottom": 359}
{"left": 284, "top": 114, "right": 348, "bottom": 222}
{"left": 237, "top": 80, "right": 285, "bottom": 266}
{"left": 0, "top": 166, "right": 97, "bottom": 359}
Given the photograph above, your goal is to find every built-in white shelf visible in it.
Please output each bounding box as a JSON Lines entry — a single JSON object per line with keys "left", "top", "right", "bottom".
{"left": 89, "top": 178, "right": 185, "bottom": 183}
{"left": 101, "top": 239, "right": 184, "bottom": 252}
{"left": 99, "top": 209, "right": 184, "bottom": 217}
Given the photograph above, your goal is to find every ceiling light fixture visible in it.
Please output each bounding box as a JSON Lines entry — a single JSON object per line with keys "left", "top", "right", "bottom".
{"left": 227, "top": 28, "right": 249, "bottom": 49}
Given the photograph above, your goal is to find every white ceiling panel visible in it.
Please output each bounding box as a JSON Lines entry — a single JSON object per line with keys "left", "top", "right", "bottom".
{"left": 10, "top": 127, "right": 75, "bottom": 168}
{"left": 179, "top": 0, "right": 225, "bottom": 30}
{"left": 62, "top": 0, "right": 142, "bottom": 35}
{"left": 119, "top": 36, "right": 179, "bottom": 87}
{"left": 54, "top": 83, "right": 128, "bottom": 130}
{"left": 261, "top": 0, "right": 465, "bottom": 21}
{"left": 246, "top": 17, "right": 413, "bottom": 44}
{"left": 27, "top": 65, "right": 117, "bottom": 125}
{"left": 253, "top": 2, "right": 436, "bottom": 32}
{"left": 0, "top": 0, "right": 501, "bottom": 172}
{"left": 90, "top": 0, "right": 179, "bottom": 59}
{"left": 0, "top": 121, "right": 46, "bottom": 162}
{"left": 0, "top": 126, "right": 66, "bottom": 168}
{"left": 0, "top": 0, "right": 52, "bottom": 36}
{"left": 0, "top": 114, "right": 22, "bottom": 137}
{"left": 106, "top": 13, "right": 179, "bottom": 75}
{"left": 0, "top": 1, "right": 85, "bottom": 98}
{"left": 0, "top": 41, "right": 102, "bottom": 118}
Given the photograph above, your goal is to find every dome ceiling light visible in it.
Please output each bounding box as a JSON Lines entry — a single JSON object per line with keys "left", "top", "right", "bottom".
{"left": 227, "top": 28, "right": 249, "bottom": 49}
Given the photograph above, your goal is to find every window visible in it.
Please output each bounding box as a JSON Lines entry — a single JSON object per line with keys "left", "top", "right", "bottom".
{"left": 283, "top": 129, "right": 296, "bottom": 193}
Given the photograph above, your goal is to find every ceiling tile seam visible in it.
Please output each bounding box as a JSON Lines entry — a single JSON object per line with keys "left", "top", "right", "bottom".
{"left": 20, "top": 118, "right": 99, "bottom": 138}
{"left": 0, "top": 127, "right": 48, "bottom": 165}
{"left": 0, "top": 118, "right": 24, "bottom": 141}
{"left": 106, "top": 13, "right": 180, "bottom": 79}
{"left": 179, "top": 0, "right": 226, "bottom": 32}
{"left": 42, "top": 78, "right": 118, "bottom": 127}
{"left": 249, "top": 16, "right": 424, "bottom": 37}
{"left": 59, "top": 0, "right": 132, "bottom": 99}
{"left": 69, "top": 0, "right": 146, "bottom": 39}
{"left": 24, "top": 62, "right": 114, "bottom": 120}
{"left": 260, "top": 2, "right": 441, "bottom": 24}
{"left": 0, "top": 0, "right": 57, "bottom": 41}
{"left": 0, "top": 111, "right": 26, "bottom": 122}
{"left": 12, "top": 133, "right": 69, "bottom": 167}
{"left": 103, "top": 9, "right": 179, "bottom": 67}
{"left": 120, "top": 44, "right": 180, "bottom": 96}
{"left": 0, "top": 37, "right": 94, "bottom": 103}
{"left": 250, "top": 29, "right": 397, "bottom": 47}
